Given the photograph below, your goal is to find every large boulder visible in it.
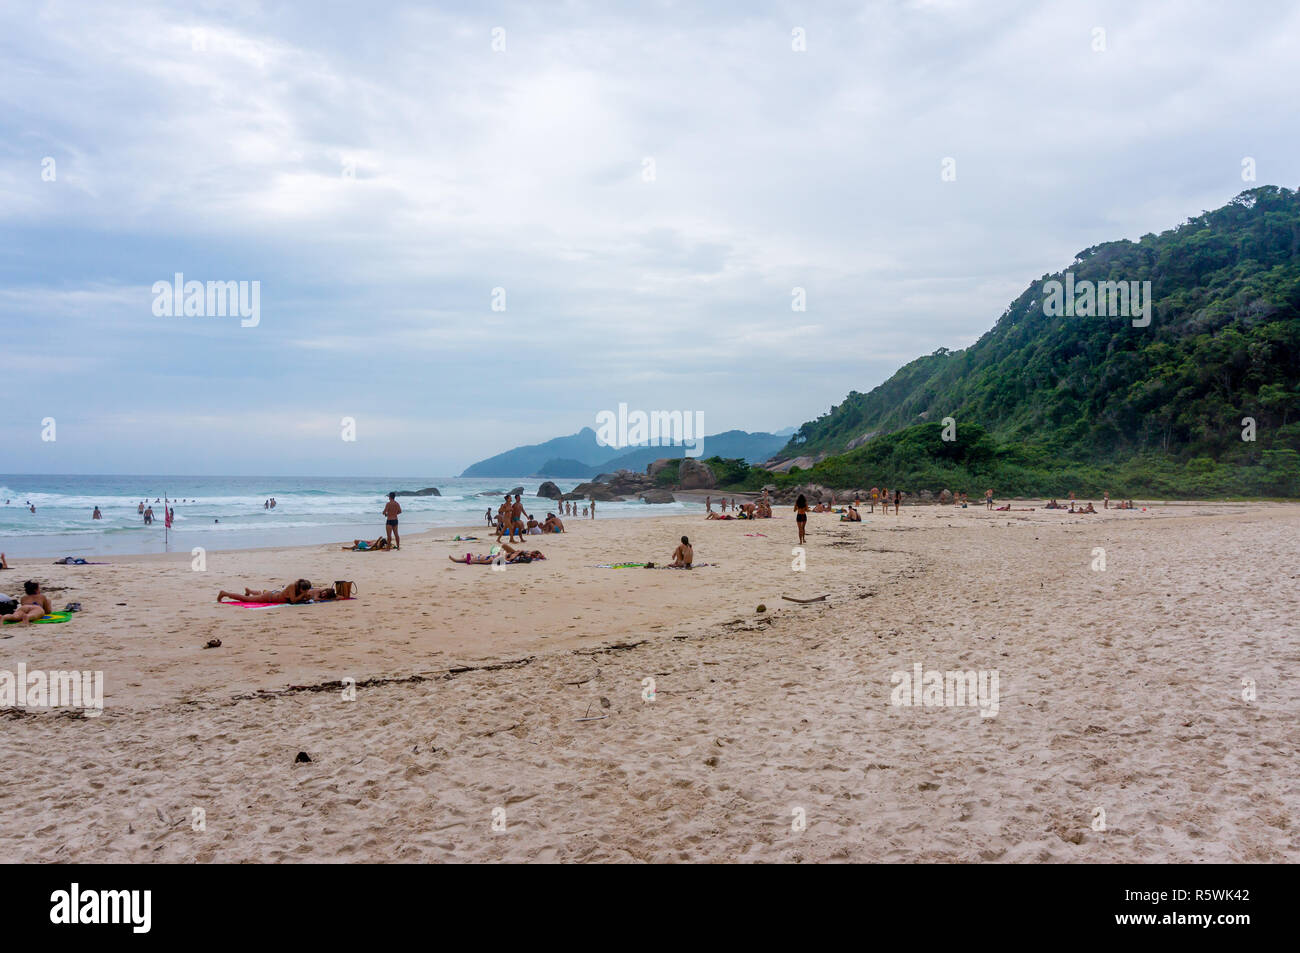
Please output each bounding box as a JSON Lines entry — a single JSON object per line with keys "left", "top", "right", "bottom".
{"left": 393, "top": 486, "right": 441, "bottom": 497}
{"left": 536, "top": 481, "right": 563, "bottom": 500}
{"left": 508, "top": 486, "right": 524, "bottom": 497}
{"left": 647, "top": 458, "right": 676, "bottom": 476}
{"left": 606, "top": 470, "right": 654, "bottom": 495}
{"left": 564, "top": 482, "right": 620, "bottom": 501}
{"left": 640, "top": 489, "right": 676, "bottom": 504}
{"left": 939, "top": 489, "right": 953, "bottom": 504}
{"left": 677, "top": 458, "right": 716, "bottom": 490}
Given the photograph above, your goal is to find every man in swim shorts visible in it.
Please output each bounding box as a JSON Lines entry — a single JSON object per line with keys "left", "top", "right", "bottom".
{"left": 383, "top": 492, "right": 402, "bottom": 550}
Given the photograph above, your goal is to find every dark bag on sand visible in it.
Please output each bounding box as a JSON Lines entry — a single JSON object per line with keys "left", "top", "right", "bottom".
{"left": 0, "top": 595, "right": 16, "bottom": 615}
{"left": 334, "top": 581, "right": 356, "bottom": 599}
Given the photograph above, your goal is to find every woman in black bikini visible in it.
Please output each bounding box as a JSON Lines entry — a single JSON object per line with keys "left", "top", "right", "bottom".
{"left": 794, "top": 493, "right": 808, "bottom": 545}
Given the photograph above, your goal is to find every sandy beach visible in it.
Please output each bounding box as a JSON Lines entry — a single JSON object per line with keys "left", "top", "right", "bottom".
{"left": 2, "top": 501, "right": 1296, "bottom": 862}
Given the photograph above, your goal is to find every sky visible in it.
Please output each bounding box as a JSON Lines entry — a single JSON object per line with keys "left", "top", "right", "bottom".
{"left": 2, "top": 0, "right": 1298, "bottom": 476}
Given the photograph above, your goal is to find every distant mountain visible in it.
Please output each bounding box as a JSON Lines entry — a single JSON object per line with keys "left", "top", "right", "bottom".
{"left": 461, "top": 428, "right": 789, "bottom": 478}
{"left": 534, "top": 457, "right": 602, "bottom": 478}
{"left": 460, "top": 428, "right": 610, "bottom": 478}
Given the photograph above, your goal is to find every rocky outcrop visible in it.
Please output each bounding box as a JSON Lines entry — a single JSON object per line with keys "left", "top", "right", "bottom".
{"left": 769, "top": 482, "right": 835, "bottom": 504}
{"left": 646, "top": 458, "right": 675, "bottom": 476}
{"left": 845, "top": 430, "right": 880, "bottom": 451}
{"left": 508, "top": 486, "right": 524, "bottom": 497}
{"left": 765, "top": 455, "right": 816, "bottom": 473}
{"left": 677, "top": 458, "right": 716, "bottom": 489}
{"left": 393, "top": 486, "right": 441, "bottom": 497}
{"left": 564, "top": 482, "right": 622, "bottom": 501}
{"left": 939, "top": 489, "right": 953, "bottom": 504}
{"left": 640, "top": 489, "right": 676, "bottom": 503}
{"left": 536, "top": 481, "right": 563, "bottom": 500}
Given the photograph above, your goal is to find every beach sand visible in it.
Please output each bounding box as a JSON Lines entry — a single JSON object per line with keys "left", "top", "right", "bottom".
{"left": 2, "top": 501, "right": 1296, "bottom": 862}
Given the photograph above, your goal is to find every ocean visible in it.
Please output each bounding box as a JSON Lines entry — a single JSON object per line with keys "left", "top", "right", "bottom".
{"left": 0, "top": 475, "right": 703, "bottom": 558}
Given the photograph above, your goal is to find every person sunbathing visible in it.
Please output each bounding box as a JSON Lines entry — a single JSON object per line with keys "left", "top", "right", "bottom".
{"left": 304, "top": 586, "right": 338, "bottom": 601}
{"left": 2, "top": 580, "right": 51, "bottom": 625}
{"left": 542, "top": 514, "right": 565, "bottom": 533}
{"left": 449, "top": 543, "right": 545, "bottom": 564}
{"left": 670, "top": 536, "right": 694, "bottom": 568}
{"left": 342, "top": 537, "right": 389, "bottom": 551}
{"left": 840, "top": 506, "right": 861, "bottom": 522}
{"left": 1081, "top": 502, "right": 1097, "bottom": 514}
{"left": 706, "top": 512, "right": 735, "bottom": 520}
{"left": 217, "top": 578, "right": 314, "bottom": 603}
{"left": 0, "top": 552, "right": 9, "bottom": 570}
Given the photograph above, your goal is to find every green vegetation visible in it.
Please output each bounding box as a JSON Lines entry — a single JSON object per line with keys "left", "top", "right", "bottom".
{"left": 766, "top": 186, "right": 1300, "bottom": 498}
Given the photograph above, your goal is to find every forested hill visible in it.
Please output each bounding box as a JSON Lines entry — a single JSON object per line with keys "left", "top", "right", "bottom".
{"left": 780, "top": 186, "right": 1300, "bottom": 469}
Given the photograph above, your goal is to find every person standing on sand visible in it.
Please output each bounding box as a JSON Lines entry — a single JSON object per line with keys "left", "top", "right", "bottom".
{"left": 1103, "top": 492, "right": 1110, "bottom": 509}
{"left": 706, "top": 495, "right": 712, "bottom": 513}
{"left": 510, "top": 493, "right": 526, "bottom": 542}
{"left": 496, "top": 495, "right": 511, "bottom": 541}
{"left": 383, "top": 492, "right": 402, "bottom": 550}
{"left": 590, "top": 498, "right": 596, "bottom": 519}
{"left": 795, "top": 493, "right": 808, "bottom": 545}
{"left": 985, "top": 489, "right": 994, "bottom": 510}
{"left": 894, "top": 488, "right": 901, "bottom": 515}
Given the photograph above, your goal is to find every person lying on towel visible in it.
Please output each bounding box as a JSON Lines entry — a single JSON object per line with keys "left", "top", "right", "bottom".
{"left": 1, "top": 580, "right": 51, "bottom": 625}
{"left": 448, "top": 543, "right": 546, "bottom": 564}
{"left": 217, "top": 578, "right": 315, "bottom": 604}
{"left": 343, "top": 537, "right": 390, "bottom": 551}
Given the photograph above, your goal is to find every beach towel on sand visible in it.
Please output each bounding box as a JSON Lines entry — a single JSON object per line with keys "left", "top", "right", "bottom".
{"left": 3, "top": 611, "right": 72, "bottom": 625}
{"left": 222, "top": 598, "right": 356, "bottom": 609}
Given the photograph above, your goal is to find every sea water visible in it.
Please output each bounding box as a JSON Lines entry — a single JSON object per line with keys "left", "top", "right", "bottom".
{"left": 0, "top": 475, "right": 701, "bottom": 558}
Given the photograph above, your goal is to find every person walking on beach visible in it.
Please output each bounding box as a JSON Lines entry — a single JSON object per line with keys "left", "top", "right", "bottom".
{"left": 795, "top": 493, "right": 808, "bottom": 545}
{"left": 985, "top": 489, "right": 994, "bottom": 510}
{"left": 706, "top": 495, "right": 712, "bottom": 513}
{"left": 590, "top": 498, "right": 596, "bottom": 519}
{"left": 383, "top": 492, "right": 402, "bottom": 550}
{"left": 894, "top": 488, "right": 902, "bottom": 515}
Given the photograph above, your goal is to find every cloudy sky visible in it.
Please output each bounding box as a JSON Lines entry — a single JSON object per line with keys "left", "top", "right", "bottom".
{"left": 2, "top": 0, "right": 1298, "bottom": 476}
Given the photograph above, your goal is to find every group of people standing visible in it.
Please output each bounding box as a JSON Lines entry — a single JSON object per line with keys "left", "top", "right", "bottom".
{"left": 488, "top": 493, "right": 570, "bottom": 542}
